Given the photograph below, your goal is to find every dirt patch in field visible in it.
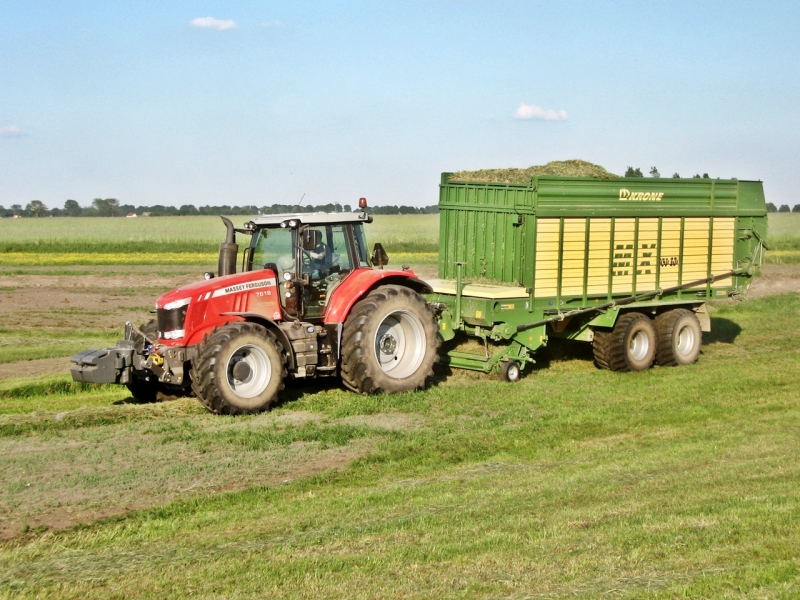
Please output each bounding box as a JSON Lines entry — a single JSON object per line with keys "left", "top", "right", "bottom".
{"left": 338, "top": 412, "right": 423, "bottom": 431}
{"left": 0, "top": 270, "right": 200, "bottom": 333}
{"left": 0, "top": 357, "right": 74, "bottom": 381}
{"left": 746, "top": 264, "right": 800, "bottom": 298}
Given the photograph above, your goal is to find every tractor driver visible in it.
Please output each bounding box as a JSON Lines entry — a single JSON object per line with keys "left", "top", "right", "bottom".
{"left": 307, "top": 239, "right": 330, "bottom": 279}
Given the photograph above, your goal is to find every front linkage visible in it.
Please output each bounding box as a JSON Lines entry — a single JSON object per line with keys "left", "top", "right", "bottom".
{"left": 71, "top": 321, "right": 191, "bottom": 395}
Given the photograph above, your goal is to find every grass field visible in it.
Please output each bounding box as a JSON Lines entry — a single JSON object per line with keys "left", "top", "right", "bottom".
{"left": 0, "top": 294, "right": 798, "bottom": 597}
{"left": 0, "top": 215, "right": 440, "bottom": 266}
{"left": 0, "top": 211, "right": 798, "bottom": 597}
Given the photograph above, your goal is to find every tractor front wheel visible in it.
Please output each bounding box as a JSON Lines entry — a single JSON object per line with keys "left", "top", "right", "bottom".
{"left": 191, "top": 322, "right": 285, "bottom": 414}
{"left": 340, "top": 285, "right": 439, "bottom": 394}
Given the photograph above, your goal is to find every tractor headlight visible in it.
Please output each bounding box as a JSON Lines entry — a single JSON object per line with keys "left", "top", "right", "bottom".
{"left": 158, "top": 297, "right": 191, "bottom": 340}
{"left": 163, "top": 297, "right": 191, "bottom": 311}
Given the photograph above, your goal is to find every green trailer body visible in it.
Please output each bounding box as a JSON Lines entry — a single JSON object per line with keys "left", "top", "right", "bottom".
{"left": 424, "top": 174, "right": 768, "bottom": 374}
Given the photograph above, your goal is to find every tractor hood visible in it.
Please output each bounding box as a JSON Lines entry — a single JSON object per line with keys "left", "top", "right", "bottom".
{"left": 156, "top": 270, "right": 277, "bottom": 310}
{"left": 154, "top": 269, "right": 283, "bottom": 346}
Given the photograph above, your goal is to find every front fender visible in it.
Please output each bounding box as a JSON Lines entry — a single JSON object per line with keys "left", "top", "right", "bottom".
{"left": 323, "top": 268, "right": 432, "bottom": 324}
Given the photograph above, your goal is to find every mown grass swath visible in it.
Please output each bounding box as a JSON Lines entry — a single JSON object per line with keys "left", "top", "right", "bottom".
{"left": 0, "top": 294, "right": 798, "bottom": 597}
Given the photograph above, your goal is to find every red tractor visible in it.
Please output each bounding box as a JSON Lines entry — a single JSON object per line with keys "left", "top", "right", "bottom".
{"left": 71, "top": 205, "right": 440, "bottom": 414}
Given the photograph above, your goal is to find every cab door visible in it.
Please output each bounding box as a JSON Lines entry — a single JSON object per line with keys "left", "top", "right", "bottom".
{"left": 302, "top": 224, "right": 357, "bottom": 319}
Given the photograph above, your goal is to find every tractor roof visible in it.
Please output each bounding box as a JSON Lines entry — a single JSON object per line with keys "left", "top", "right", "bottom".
{"left": 250, "top": 211, "right": 373, "bottom": 227}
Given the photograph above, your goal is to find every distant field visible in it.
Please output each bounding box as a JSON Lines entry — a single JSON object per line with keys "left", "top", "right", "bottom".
{"left": 766, "top": 213, "right": 800, "bottom": 264}
{"left": 0, "top": 213, "right": 795, "bottom": 266}
{"left": 0, "top": 214, "right": 440, "bottom": 266}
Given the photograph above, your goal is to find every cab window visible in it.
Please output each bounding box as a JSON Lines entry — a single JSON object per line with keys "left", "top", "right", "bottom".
{"left": 249, "top": 228, "right": 295, "bottom": 277}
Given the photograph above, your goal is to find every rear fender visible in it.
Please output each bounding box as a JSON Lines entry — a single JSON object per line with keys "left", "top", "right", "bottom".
{"left": 324, "top": 268, "right": 432, "bottom": 324}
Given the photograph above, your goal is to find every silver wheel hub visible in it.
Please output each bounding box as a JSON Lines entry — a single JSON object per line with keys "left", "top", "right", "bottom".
{"left": 676, "top": 325, "right": 696, "bottom": 357}
{"left": 226, "top": 343, "right": 271, "bottom": 399}
{"left": 629, "top": 330, "right": 651, "bottom": 361}
{"left": 379, "top": 334, "right": 398, "bottom": 355}
{"left": 373, "top": 310, "right": 427, "bottom": 379}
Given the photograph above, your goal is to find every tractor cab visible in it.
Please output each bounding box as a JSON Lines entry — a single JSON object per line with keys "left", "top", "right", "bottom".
{"left": 244, "top": 212, "right": 375, "bottom": 320}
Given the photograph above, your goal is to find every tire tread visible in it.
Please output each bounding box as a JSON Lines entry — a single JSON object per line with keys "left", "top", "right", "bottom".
{"left": 190, "top": 322, "right": 285, "bottom": 414}
{"left": 340, "top": 285, "right": 439, "bottom": 394}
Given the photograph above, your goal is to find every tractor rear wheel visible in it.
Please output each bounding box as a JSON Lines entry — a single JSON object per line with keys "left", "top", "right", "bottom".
{"left": 340, "top": 285, "right": 439, "bottom": 394}
{"left": 593, "top": 312, "right": 657, "bottom": 372}
{"left": 655, "top": 309, "right": 702, "bottom": 366}
{"left": 191, "top": 322, "right": 285, "bottom": 414}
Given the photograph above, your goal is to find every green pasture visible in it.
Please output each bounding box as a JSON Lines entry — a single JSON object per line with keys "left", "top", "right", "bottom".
{"left": 765, "top": 213, "right": 800, "bottom": 264}
{"left": 0, "top": 294, "right": 799, "bottom": 597}
{"left": 0, "top": 214, "right": 440, "bottom": 262}
{"left": 0, "top": 213, "right": 795, "bottom": 266}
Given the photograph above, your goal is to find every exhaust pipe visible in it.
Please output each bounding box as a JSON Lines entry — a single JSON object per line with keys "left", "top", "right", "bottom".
{"left": 218, "top": 216, "right": 238, "bottom": 276}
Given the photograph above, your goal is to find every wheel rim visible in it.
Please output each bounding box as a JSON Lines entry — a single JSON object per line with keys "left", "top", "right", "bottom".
{"left": 629, "top": 329, "right": 651, "bottom": 361}
{"left": 373, "top": 310, "right": 427, "bottom": 379}
{"left": 507, "top": 363, "right": 520, "bottom": 381}
{"left": 675, "top": 324, "right": 696, "bottom": 357}
{"left": 226, "top": 343, "right": 271, "bottom": 398}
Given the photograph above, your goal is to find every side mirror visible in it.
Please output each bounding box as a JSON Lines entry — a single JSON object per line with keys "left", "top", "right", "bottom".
{"left": 371, "top": 243, "right": 389, "bottom": 268}
{"left": 302, "top": 229, "right": 322, "bottom": 251}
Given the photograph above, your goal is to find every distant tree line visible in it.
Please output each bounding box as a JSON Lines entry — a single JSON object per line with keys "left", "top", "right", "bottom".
{"left": 0, "top": 198, "right": 440, "bottom": 218}
{"left": 766, "top": 203, "right": 799, "bottom": 213}
{"left": 624, "top": 166, "right": 719, "bottom": 179}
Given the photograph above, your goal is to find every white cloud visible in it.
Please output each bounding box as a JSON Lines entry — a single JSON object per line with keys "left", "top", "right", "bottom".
{"left": 190, "top": 17, "right": 237, "bottom": 31}
{"left": 0, "top": 126, "right": 25, "bottom": 138}
{"left": 514, "top": 103, "right": 568, "bottom": 121}
{"left": 262, "top": 20, "right": 283, "bottom": 28}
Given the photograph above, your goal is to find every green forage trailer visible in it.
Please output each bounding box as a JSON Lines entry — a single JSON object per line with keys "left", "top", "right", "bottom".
{"left": 424, "top": 174, "right": 768, "bottom": 380}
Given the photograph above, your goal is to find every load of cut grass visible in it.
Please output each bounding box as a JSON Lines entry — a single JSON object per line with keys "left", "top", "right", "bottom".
{"left": 448, "top": 159, "right": 617, "bottom": 184}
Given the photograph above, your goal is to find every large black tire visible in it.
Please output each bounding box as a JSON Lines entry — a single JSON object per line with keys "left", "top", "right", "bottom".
{"left": 190, "top": 322, "right": 285, "bottom": 414}
{"left": 340, "top": 285, "right": 439, "bottom": 394}
{"left": 593, "top": 312, "right": 657, "bottom": 372}
{"left": 655, "top": 309, "right": 702, "bottom": 366}
{"left": 126, "top": 375, "right": 160, "bottom": 403}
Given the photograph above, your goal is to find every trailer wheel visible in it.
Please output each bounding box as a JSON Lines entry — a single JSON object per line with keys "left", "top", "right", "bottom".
{"left": 191, "top": 322, "right": 285, "bottom": 414}
{"left": 593, "top": 312, "right": 657, "bottom": 372}
{"left": 655, "top": 309, "right": 702, "bottom": 366}
{"left": 500, "top": 360, "right": 521, "bottom": 382}
{"left": 340, "top": 285, "right": 439, "bottom": 394}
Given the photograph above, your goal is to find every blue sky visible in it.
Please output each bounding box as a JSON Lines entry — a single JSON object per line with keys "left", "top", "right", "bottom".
{"left": 1, "top": 1, "right": 798, "bottom": 209}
